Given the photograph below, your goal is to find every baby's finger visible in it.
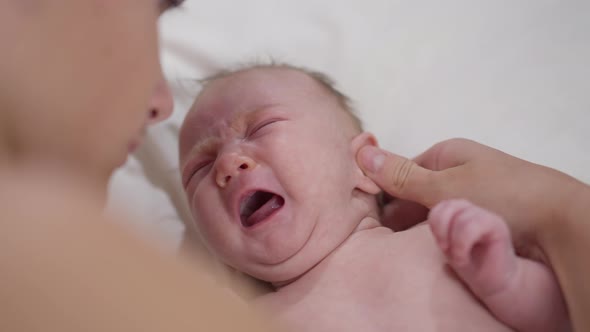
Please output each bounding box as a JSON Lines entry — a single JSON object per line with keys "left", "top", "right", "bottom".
{"left": 448, "top": 208, "right": 490, "bottom": 266}
{"left": 428, "top": 202, "right": 454, "bottom": 251}
{"left": 429, "top": 200, "right": 473, "bottom": 253}
{"left": 448, "top": 204, "right": 510, "bottom": 267}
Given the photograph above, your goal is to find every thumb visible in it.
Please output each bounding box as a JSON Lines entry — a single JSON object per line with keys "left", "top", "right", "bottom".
{"left": 357, "top": 146, "right": 441, "bottom": 207}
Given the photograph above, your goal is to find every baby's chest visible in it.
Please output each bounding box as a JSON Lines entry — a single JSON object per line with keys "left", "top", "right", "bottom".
{"left": 270, "top": 264, "right": 444, "bottom": 331}
{"left": 262, "top": 229, "right": 512, "bottom": 332}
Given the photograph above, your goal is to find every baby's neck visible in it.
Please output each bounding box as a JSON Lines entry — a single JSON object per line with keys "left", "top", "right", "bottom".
{"left": 352, "top": 216, "right": 382, "bottom": 233}
{"left": 271, "top": 216, "right": 382, "bottom": 291}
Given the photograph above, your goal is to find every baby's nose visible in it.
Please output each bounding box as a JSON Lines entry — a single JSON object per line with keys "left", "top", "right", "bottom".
{"left": 215, "top": 153, "right": 257, "bottom": 188}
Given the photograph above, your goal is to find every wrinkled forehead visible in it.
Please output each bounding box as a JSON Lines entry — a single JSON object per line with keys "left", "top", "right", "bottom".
{"left": 179, "top": 68, "right": 329, "bottom": 157}
{"left": 197, "top": 68, "right": 324, "bottom": 115}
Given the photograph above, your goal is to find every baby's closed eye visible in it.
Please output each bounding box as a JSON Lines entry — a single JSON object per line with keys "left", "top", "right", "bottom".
{"left": 183, "top": 159, "right": 214, "bottom": 188}
{"left": 246, "top": 118, "right": 284, "bottom": 139}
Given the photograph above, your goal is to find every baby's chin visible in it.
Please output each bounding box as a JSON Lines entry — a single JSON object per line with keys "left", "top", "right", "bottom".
{"left": 237, "top": 246, "right": 333, "bottom": 290}
{"left": 232, "top": 212, "right": 372, "bottom": 289}
{"left": 268, "top": 274, "right": 308, "bottom": 290}
{"left": 242, "top": 262, "right": 313, "bottom": 288}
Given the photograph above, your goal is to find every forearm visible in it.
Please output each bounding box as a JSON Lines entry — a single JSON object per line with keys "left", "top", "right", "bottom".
{"left": 482, "top": 258, "right": 570, "bottom": 332}
{"left": 539, "top": 181, "right": 590, "bottom": 332}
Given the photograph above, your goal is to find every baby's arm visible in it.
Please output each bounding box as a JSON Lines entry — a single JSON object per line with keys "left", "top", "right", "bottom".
{"left": 428, "top": 199, "right": 570, "bottom": 332}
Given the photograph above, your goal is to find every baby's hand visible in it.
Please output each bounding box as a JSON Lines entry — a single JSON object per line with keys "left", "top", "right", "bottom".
{"left": 428, "top": 199, "right": 516, "bottom": 297}
{"left": 429, "top": 199, "right": 570, "bottom": 332}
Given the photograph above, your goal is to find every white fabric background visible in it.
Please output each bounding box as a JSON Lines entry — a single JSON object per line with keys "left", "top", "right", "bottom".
{"left": 108, "top": 0, "right": 590, "bottom": 253}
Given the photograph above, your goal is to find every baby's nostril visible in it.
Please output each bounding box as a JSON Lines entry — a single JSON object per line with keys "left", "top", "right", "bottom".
{"left": 150, "top": 109, "right": 158, "bottom": 119}
{"left": 240, "top": 163, "right": 248, "bottom": 170}
{"left": 225, "top": 175, "right": 231, "bottom": 183}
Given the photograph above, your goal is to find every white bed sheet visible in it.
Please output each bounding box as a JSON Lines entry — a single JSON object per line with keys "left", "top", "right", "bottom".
{"left": 107, "top": 0, "right": 590, "bottom": 253}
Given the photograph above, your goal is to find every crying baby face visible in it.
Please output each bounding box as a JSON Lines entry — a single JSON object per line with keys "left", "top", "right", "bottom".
{"left": 179, "top": 66, "right": 373, "bottom": 284}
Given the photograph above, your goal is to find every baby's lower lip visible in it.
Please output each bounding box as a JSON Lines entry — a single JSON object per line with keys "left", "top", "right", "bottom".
{"left": 241, "top": 194, "right": 285, "bottom": 228}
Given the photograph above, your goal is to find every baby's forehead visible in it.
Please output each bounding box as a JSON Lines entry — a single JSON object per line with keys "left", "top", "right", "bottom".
{"left": 181, "top": 69, "right": 308, "bottom": 146}
{"left": 180, "top": 67, "right": 352, "bottom": 158}
{"left": 186, "top": 67, "right": 336, "bottom": 124}
{"left": 199, "top": 67, "right": 326, "bottom": 104}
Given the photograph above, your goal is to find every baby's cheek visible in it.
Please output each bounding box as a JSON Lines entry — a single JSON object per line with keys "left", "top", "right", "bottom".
{"left": 193, "top": 205, "right": 228, "bottom": 249}
{"left": 193, "top": 193, "right": 217, "bottom": 227}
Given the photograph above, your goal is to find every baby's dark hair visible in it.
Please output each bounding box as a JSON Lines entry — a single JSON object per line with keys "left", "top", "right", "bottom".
{"left": 197, "top": 61, "right": 364, "bottom": 133}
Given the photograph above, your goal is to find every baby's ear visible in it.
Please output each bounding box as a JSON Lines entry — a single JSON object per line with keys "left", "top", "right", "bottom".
{"left": 350, "top": 132, "right": 381, "bottom": 195}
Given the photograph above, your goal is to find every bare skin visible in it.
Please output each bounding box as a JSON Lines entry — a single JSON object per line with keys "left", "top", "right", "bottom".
{"left": 252, "top": 199, "right": 569, "bottom": 332}
{"left": 357, "top": 139, "right": 590, "bottom": 331}
{"left": 2, "top": 0, "right": 585, "bottom": 329}
{"left": 0, "top": 1, "right": 277, "bottom": 331}
{"left": 256, "top": 221, "right": 512, "bottom": 332}
{"left": 0, "top": 168, "right": 272, "bottom": 332}
{"left": 181, "top": 67, "right": 550, "bottom": 332}
{"left": 429, "top": 200, "right": 569, "bottom": 332}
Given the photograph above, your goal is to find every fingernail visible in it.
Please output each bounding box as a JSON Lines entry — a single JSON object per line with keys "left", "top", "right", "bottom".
{"left": 359, "top": 146, "right": 385, "bottom": 173}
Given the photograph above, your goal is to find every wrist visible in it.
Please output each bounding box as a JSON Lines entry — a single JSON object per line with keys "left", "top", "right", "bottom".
{"left": 535, "top": 177, "right": 590, "bottom": 332}
{"left": 538, "top": 175, "right": 590, "bottom": 250}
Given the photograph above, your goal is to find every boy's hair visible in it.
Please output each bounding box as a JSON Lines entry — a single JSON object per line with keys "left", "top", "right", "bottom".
{"left": 197, "top": 62, "right": 364, "bottom": 133}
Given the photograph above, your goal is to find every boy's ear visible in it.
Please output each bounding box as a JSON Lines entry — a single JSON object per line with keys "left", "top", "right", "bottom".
{"left": 350, "top": 132, "right": 381, "bottom": 195}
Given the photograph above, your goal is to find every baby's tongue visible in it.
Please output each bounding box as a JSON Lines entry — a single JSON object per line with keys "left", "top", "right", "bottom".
{"left": 244, "top": 195, "right": 284, "bottom": 227}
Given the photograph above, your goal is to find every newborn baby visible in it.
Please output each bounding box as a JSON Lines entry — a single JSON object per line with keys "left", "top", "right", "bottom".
{"left": 179, "top": 64, "right": 569, "bottom": 332}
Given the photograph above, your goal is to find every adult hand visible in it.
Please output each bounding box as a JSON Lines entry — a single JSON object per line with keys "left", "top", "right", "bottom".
{"left": 358, "top": 138, "right": 586, "bottom": 249}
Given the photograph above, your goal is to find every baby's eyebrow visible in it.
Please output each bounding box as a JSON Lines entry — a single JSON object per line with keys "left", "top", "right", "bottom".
{"left": 240, "top": 103, "right": 282, "bottom": 122}
{"left": 180, "top": 136, "right": 219, "bottom": 185}
{"left": 181, "top": 104, "right": 282, "bottom": 167}
{"left": 184, "top": 136, "right": 218, "bottom": 164}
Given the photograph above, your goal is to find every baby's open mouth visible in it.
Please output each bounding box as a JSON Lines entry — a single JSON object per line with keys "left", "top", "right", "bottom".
{"left": 240, "top": 191, "right": 285, "bottom": 227}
